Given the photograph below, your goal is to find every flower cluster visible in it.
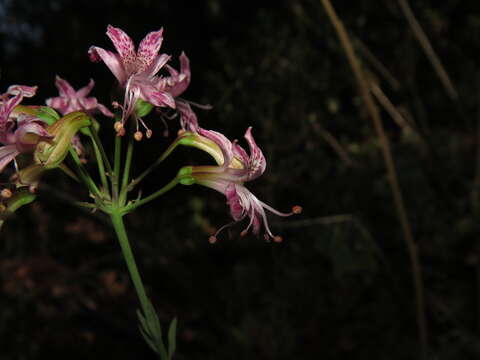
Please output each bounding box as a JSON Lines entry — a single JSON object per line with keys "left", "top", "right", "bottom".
{"left": 86, "top": 25, "right": 302, "bottom": 241}
{"left": 89, "top": 25, "right": 199, "bottom": 138}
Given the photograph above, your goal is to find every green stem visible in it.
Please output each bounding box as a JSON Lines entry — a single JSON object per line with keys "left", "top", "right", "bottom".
{"left": 128, "top": 139, "right": 181, "bottom": 192}
{"left": 88, "top": 128, "right": 110, "bottom": 194}
{"left": 110, "top": 211, "right": 150, "bottom": 315}
{"left": 89, "top": 125, "right": 113, "bottom": 176}
{"left": 69, "top": 148, "right": 101, "bottom": 198}
{"left": 119, "top": 135, "right": 134, "bottom": 205}
{"left": 126, "top": 177, "right": 179, "bottom": 212}
{"left": 112, "top": 135, "right": 122, "bottom": 200}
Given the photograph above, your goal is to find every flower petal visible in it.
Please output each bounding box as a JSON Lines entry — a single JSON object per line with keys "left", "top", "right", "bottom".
{"left": 137, "top": 28, "right": 164, "bottom": 72}
{"left": 7, "top": 85, "right": 37, "bottom": 97}
{"left": 0, "top": 144, "right": 19, "bottom": 172}
{"left": 76, "top": 78, "right": 95, "bottom": 98}
{"left": 54, "top": 76, "right": 76, "bottom": 97}
{"left": 244, "top": 127, "right": 266, "bottom": 180}
{"left": 198, "top": 128, "right": 234, "bottom": 167}
{"left": 106, "top": 25, "right": 136, "bottom": 71}
{"left": 89, "top": 46, "right": 127, "bottom": 84}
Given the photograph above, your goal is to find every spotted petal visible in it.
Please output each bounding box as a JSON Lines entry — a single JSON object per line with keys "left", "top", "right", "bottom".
{"left": 89, "top": 46, "right": 127, "bottom": 84}
{"left": 137, "top": 28, "right": 164, "bottom": 73}
{"left": 106, "top": 25, "right": 136, "bottom": 72}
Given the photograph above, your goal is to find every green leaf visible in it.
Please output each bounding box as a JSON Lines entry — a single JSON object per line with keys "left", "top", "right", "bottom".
{"left": 135, "top": 98, "right": 154, "bottom": 117}
{"left": 167, "top": 318, "right": 177, "bottom": 360}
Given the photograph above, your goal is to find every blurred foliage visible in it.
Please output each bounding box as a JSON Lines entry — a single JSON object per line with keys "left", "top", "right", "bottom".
{"left": 1, "top": 0, "right": 480, "bottom": 359}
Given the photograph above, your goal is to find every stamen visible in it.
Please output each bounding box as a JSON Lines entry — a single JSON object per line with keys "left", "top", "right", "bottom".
{"left": 146, "top": 129, "right": 153, "bottom": 139}
{"left": 292, "top": 205, "right": 302, "bottom": 214}
{"left": 1, "top": 188, "right": 12, "bottom": 199}
{"left": 208, "top": 236, "right": 217, "bottom": 244}
{"left": 273, "top": 236, "right": 283, "bottom": 243}
{"left": 134, "top": 131, "right": 143, "bottom": 141}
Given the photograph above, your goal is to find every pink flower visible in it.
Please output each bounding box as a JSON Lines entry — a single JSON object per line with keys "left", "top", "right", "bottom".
{"left": 89, "top": 25, "right": 175, "bottom": 131}
{"left": 46, "top": 76, "right": 114, "bottom": 117}
{"left": 179, "top": 127, "right": 301, "bottom": 242}
{"left": 0, "top": 86, "right": 51, "bottom": 172}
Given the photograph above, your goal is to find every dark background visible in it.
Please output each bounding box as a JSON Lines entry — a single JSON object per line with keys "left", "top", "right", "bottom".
{"left": 1, "top": 0, "right": 480, "bottom": 359}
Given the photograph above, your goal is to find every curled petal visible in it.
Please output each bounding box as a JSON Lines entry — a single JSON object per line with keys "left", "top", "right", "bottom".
{"left": 243, "top": 127, "right": 266, "bottom": 180}
{"left": 89, "top": 46, "right": 127, "bottom": 84}
{"left": 7, "top": 85, "right": 37, "bottom": 97}
{"left": 198, "top": 128, "right": 234, "bottom": 167}
{"left": 166, "top": 52, "right": 191, "bottom": 97}
{"left": 176, "top": 100, "right": 198, "bottom": 133}
{"left": 144, "top": 53, "right": 171, "bottom": 80}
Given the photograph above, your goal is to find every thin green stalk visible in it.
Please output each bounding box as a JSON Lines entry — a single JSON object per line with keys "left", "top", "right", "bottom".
{"left": 69, "top": 148, "right": 101, "bottom": 198}
{"left": 88, "top": 128, "right": 110, "bottom": 194}
{"left": 128, "top": 139, "right": 181, "bottom": 192}
{"left": 113, "top": 135, "right": 122, "bottom": 200}
{"left": 119, "top": 135, "right": 134, "bottom": 205}
{"left": 319, "top": 1, "right": 428, "bottom": 359}
{"left": 89, "top": 125, "right": 113, "bottom": 175}
{"left": 126, "top": 177, "right": 179, "bottom": 212}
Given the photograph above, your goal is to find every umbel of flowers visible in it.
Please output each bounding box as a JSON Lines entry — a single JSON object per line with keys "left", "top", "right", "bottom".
{"left": 0, "top": 25, "right": 301, "bottom": 358}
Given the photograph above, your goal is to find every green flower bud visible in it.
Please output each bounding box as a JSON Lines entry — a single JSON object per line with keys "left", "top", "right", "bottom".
{"left": 34, "top": 111, "right": 91, "bottom": 169}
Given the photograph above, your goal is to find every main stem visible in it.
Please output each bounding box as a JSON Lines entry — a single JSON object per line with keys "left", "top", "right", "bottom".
{"left": 110, "top": 211, "right": 150, "bottom": 314}
{"left": 319, "top": 0, "right": 428, "bottom": 358}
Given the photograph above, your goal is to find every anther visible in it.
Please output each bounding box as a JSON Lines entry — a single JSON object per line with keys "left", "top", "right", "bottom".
{"left": 114, "top": 121, "right": 124, "bottom": 133}
{"left": 292, "top": 205, "right": 302, "bottom": 214}
{"left": 134, "top": 131, "right": 143, "bottom": 141}
{"left": 0, "top": 188, "right": 12, "bottom": 199}
{"left": 273, "top": 236, "right": 283, "bottom": 243}
{"left": 146, "top": 129, "right": 153, "bottom": 139}
{"left": 208, "top": 236, "right": 217, "bottom": 244}
{"left": 240, "top": 229, "right": 248, "bottom": 237}
{"left": 112, "top": 101, "right": 121, "bottom": 109}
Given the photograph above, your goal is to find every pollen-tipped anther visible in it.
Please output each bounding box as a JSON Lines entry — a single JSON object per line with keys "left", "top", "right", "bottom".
{"left": 240, "top": 229, "right": 248, "bottom": 237}
{"left": 273, "top": 236, "right": 283, "bottom": 243}
{"left": 146, "top": 129, "right": 153, "bottom": 139}
{"left": 1, "top": 188, "right": 12, "bottom": 199}
{"left": 292, "top": 205, "right": 302, "bottom": 215}
{"left": 208, "top": 236, "right": 217, "bottom": 244}
{"left": 134, "top": 131, "right": 143, "bottom": 141}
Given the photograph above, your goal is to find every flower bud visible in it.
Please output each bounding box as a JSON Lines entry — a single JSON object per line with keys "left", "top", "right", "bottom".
{"left": 34, "top": 112, "right": 91, "bottom": 169}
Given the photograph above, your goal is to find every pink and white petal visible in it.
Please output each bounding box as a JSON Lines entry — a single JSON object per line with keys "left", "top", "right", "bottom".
{"left": 244, "top": 127, "right": 266, "bottom": 180}
{"left": 232, "top": 142, "right": 249, "bottom": 165}
{"left": 139, "top": 86, "right": 175, "bottom": 108}
{"left": 54, "top": 76, "right": 76, "bottom": 97}
{"left": 226, "top": 183, "right": 245, "bottom": 221}
{"left": 167, "top": 52, "right": 191, "bottom": 97}
{"left": 89, "top": 46, "right": 127, "bottom": 84}
{"left": 7, "top": 85, "right": 38, "bottom": 97}
{"left": 137, "top": 28, "right": 164, "bottom": 72}
{"left": 143, "top": 53, "right": 171, "bottom": 79}
{"left": 0, "top": 93, "right": 23, "bottom": 124}
{"left": 95, "top": 103, "right": 114, "bottom": 117}
{"left": 76, "top": 78, "right": 95, "bottom": 98}
{"left": 106, "top": 25, "right": 136, "bottom": 70}
{"left": 0, "top": 144, "right": 20, "bottom": 172}
{"left": 176, "top": 101, "right": 199, "bottom": 132}
{"left": 78, "top": 97, "right": 98, "bottom": 111}
{"left": 46, "top": 97, "right": 69, "bottom": 115}
{"left": 198, "top": 128, "right": 234, "bottom": 167}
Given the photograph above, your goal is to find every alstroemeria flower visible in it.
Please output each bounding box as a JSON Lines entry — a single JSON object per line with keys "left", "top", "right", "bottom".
{"left": 177, "top": 127, "right": 301, "bottom": 242}
{"left": 46, "top": 76, "right": 114, "bottom": 117}
{"left": 89, "top": 25, "right": 175, "bottom": 132}
{"left": 0, "top": 86, "right": 51, "bottom": 173}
